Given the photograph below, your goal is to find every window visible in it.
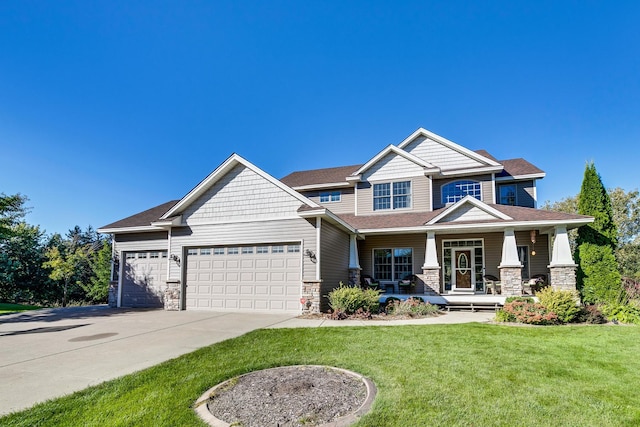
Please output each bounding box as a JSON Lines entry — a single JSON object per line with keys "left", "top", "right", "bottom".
{"left": 213, "top": 248, "right": 225, "bottom": 255}
{"left": 187, "top": 249, "right": 198, "bottom": 256}
{"left": 125, "top": 253, "right": 135, "bottom": 260}
{"left": 442, "top": 180, "right": 482, "bottom": 204}
{"left": 319, "top": 191, "right": 341, "bottom": 203}
{"left": 271, "top": 245, "right": 284, "bottom": 253}
{"left": 227, "top": 247, "right": 239, "bottom": 255}
{"left": 373, "top": 248, "right": 413, "bottom": 280}
{"left": 200, "top": 248, "right": 211, "bottom": 256}
{"left": 150, "top": 252, "right": 159, "bottom": 259}
{"left": 373, "top": 181, "right": 411, "bottom": 211}
{"left": 499, "top": 184, "right": 517, "bottom": 206}
{"left": 242, "top": 247, "right": 254, "bottom": 254}
{"left": 287, "top": 244, "right": 301, "bottom": 253}
{"left": 257, "top": 246, "right": 269, "bottom": 254}
{"left": 137, "top": 252, "right": 147, "bottom": 259}
{"left": 161, "top": 252, "right": 167, "bottom": 258}
{"left": 517, "top": 245, "right": 530, "bottom": 279}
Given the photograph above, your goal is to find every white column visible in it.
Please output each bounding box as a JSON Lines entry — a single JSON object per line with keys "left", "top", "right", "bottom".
{"left": 499, "top": 228, "right": 522, "bottom": 267}
{"left": 549, "top": 226, "right": 576, "bottom": 266}
{"left": 422, "top": 231, "right": 440, "bottom": 269}
{"left": 348, "top": 234, "right": 361, "bottom": 269}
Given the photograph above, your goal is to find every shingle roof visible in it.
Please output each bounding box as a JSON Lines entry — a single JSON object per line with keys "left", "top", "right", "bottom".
{"left": 280, "top": 164, "right": 363, "bottom": 188}
{"left": 498, "top": 158, "right": 544, "bottom": 178}
{"left": 335, "top": 204, "right": 590, "bottom": 230}
{"left": 100, "top": 200, "right": 179, "bottom": 230}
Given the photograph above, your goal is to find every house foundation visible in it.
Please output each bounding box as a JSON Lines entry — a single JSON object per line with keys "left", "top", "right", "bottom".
{"left": 499, "top": 266, "right": 523, "bottom": 296}
{"left": 549, "top": 265, "right": 578, "bottom": 292}
{"left": 349, "top": 267, "right": 361, "bottom": 287}
{"left": 420, "top": 267, "right": 441, "bottom": 294}
{"left": 301, "top": 280, "right": 322, "bottom": 314}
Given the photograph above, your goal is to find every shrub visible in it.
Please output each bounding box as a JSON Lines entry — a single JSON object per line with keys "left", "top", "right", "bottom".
{"left": 496, "top": 300, "right": 558, "bottom": 325}
{"left": 327, "top": 283, "right": 380, "bottom": 315}
{"left": 576, "top": 305, "right": 607, "bottom": 324}
{"left": 577, "top": 243, "right": 622, "bottom": 304}
{"left": 505, "top": 296, "right": 534, "bottom": 304}
{"left": 386, "top": 298, "right": 439, "bottom": 317}
{"left": 601, "top": 302, "right": 640, "bottom": 325}
{"left": 536, "top": 287, "right": 582, "bottom": 323}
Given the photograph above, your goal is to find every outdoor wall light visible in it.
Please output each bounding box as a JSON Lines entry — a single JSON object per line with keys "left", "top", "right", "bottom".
{"left": 170, "top": 254, "right": 181, "bottom": 265}
{"left": 530, "top": 230, "right": 537, "bottom": 256}
{"left": 305, "top": 249, "right": 317, "bottom": 263}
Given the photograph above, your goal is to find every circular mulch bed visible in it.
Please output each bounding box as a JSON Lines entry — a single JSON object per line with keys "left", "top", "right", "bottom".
{"left": 194, "top": 365, "right": 376, "bottom": 427}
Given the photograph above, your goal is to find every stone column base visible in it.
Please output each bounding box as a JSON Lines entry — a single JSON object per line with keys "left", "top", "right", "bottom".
{"left": 548, "top": 264, "right": 578, "bottom": 292}
{"left": 301, "top": 280, "right": 322, "bottom": 314}
{"left": 164, "top": 280, "right": 181, "bottom": 311}
{"left": 108, "top": 281, "right": 118, "bottom": 308}
{"left": 349, "top": 268, "right": 362, "bottom": 287}
{"left": 420, "top": 267, "right": 441, "bottom": 294}
{"left": 499, "top": 266, "right": 523, "bottom": 296}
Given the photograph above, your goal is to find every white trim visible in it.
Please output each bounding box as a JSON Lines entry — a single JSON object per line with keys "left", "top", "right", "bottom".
{"left": 438, "top": 165, "right": 504, "bottom": 176}
{"left": 422, "top": 231, "right": 439, "bottom": 269}
{"left": 352, "top": 145, "right": 439, "bottom": 177}
{"left": 316, "top": 217, "right": 321, "bottom": 281}
{"left": 291, "top": 182, "right": 352, "bottom": 191}
{"left": 491, "top": 173, "right": 496, "bottom": 204}
{"left": 97, "top": 225, "right": 166, "bottom": 234}
{"left": 397, "top": 128, "right": 502, "bottom": 167}
{"left": 150, "top": 216, "right": 182, "bottom": 227}
{"left": 428, "top": 195, "right": 512, "bottom": 224}
{"left": 185, "top": 214, "right": 302, "bottom": 226}
{"left": 533, "top": 180, "right": 538, "bottom": 208}
{"left": 354, "top": 183, "right": 358, "bottom": 216}
{"left": 117, "top": 250, "right": 123, "bottom": 308}
{"left": 349, "top": 234, "right": 361, "bottom": 269}
{"left": 162, "top": 153, "right": 320, "bottom": 219}
{"left": 428, "top": 175, "right": 433, "bottom": 212}
{"left": 298, "top": 208, "right": 357, "bottom": 234}
{"left": 499, "top": 228, "right": 522, "bottom": 268}
{"left": 495, "top": 173, "right": 546, "bottom": 182}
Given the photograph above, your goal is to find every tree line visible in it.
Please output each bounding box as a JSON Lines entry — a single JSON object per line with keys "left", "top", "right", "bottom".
{"left": 0, "top": 194, "right": 111, "bottom": 306}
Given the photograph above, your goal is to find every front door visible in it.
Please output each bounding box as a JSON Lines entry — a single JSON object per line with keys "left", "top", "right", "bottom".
{"left": 454, "top": 249, "right": 472, "bottom": 290}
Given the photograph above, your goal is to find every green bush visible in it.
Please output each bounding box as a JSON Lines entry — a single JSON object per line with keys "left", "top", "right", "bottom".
{"left": 536, "top": 287, "right": 582, "bottom": 323}
{"left": 601, "top": 303, "right": 640, "bottom": 325}
{"left": 577, "top": 242, "right": 622, "bottom": 304}
{"left": 327, "top": 283, "right": 380, "bottom": 315}
{"left": 505, "top": 296, "right": 534, "bottom": 304}
{"left": 496, "top": 301, "right": 558, "bottom": 325}
{"left": 386, "top": 298, "right": 439, "bottom": 317}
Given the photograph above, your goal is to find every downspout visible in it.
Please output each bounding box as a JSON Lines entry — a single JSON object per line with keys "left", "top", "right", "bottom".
{"left": 316, "top": 217, "right": 321, "bottom": 281}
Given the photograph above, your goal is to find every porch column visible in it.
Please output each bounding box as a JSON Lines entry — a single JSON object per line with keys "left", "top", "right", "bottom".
{"left": 348, "top": 234, "right": 362, "bottom": 287}
{"left": 499, "top": 228, "right": 523, "bottom": 296}
{"left": 548, "top": 225, "right": 578, "bottom": 291}
{"left": 420, "top": 231, "right": 440, "bottom": 294}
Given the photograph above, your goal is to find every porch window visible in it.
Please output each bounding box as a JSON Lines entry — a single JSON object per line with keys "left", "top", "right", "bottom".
{"left": 320, "top": 191, "right": 341, "bottom": 203}
{"left": 373, "top": 181, "right": 411, "bottom": 211}
{"left": 517, "top": 245, "right": 530, "bottom": 279}
{"left": 442, "top": 180, "right": 481, "bottom": 204}
{"left": 499, "top": 184, "right": 517, "bottom": 206}
{"left": 373, "top": 248, "right": 413, "bottom": 280}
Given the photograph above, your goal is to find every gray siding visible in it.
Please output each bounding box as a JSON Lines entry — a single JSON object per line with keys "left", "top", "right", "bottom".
{"left": 302, "top": 188, "right": 355, "bottom": 214}
{"left": 355, "top": 175, "right": 431, "bottom": 216}
{"left": 432, "top": 175, "right": 493, "bottom": 209}
{"left": 514, "top": 231, "right": 550, "bottom": 278}
{"left": 319, "top": 220, "right": 350, "bottom": 312}
{"left": 114, "top": 232, "right": 169, "bottom": 253}
{"left": 403, "top": 136, "right": 484, "bottom": 170}
{"left": 496, "top": 180, "right": 536, "bottom": 208}
{"left": 168, "top": 217, "right": 318, "bottom": 283}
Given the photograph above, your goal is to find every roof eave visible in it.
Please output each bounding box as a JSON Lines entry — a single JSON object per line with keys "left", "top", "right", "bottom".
{"left": 97, "top": 225, "right": 167, "bottom": 234}
{"left": 495, "top": 173, "right": 546, "bottom": 181}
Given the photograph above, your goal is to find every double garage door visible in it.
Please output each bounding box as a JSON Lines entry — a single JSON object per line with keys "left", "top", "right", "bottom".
{"left": 121, "top": 251, "right": 168, "bottom": 308}
{"left": 185, "top": 242, "right": 302, "bottom": 312}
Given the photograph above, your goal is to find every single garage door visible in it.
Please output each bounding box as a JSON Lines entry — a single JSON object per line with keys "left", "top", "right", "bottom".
{"left": 185, "top": 243, "right": 302, "bottom": 312}
{"left": 121, "top": 251, "right": 168, "bottom": 308}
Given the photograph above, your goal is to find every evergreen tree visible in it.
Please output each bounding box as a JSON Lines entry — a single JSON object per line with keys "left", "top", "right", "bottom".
{"left": 575, "top": 162, "right": 622, "bottom": 303}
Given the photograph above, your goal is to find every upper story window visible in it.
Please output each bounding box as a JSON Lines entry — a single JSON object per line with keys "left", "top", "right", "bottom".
{"left": 373, "top": 181, "right": 411, "bottom": 211}
{"left": 442, "top": 180, "right": 481, "bottom": 204}
{"left": 498, "top": 184, "right": 517, "bottom": 206}
{"left": 319, "top": 191, "right": 341, "bottom": 203}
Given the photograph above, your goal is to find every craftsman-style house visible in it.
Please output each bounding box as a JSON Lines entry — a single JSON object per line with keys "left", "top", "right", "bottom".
{"left": 98, "top": 128, "right": 592, "bottom": 312}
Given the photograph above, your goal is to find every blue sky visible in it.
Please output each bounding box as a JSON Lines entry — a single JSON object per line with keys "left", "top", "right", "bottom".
{"left": 2, "top": 1, "right": 639, "bottom": 236}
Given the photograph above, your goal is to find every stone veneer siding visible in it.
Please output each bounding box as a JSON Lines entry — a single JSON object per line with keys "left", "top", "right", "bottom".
{"left": 301, "top": 280, "right": 322, "bottom": 314}
{"left": 549, "top": 265, "right": 578, "bottom": 291}
{"left": 499, "top": 266, "right": 523, "bottom": 296}
{"left": 349, "top": 268, "right": 362, "bottom": 287}
{"left": 108, "top": 281, "right": 118, "bottom": 308}
{"left": 164, "top": 280, "right": 181, "bottom": 311}
{"left": 420, "top": 268, "right": 441, "bottom": 294}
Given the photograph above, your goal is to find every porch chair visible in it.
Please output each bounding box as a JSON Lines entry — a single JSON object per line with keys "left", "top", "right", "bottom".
{"left": 362, "top": 275, "right": 380, "bottom": 289}
{"left": 483, "top": 274, "right": 501, "bottom": 295}
{"left": 398, "top": 274, "right": 417, "bottom": 294}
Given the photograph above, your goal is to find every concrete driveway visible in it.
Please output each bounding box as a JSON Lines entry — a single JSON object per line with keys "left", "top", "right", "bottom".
{"left": 0, "top": 306, "right": 295, "bottom": 415}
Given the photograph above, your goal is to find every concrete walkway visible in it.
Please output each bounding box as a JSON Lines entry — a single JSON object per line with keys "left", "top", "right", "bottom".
{"left": 0, "top": 306, "right": 494, "bottom": 415}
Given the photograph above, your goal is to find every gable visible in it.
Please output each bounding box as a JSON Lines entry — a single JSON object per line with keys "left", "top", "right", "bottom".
{"left": 363, "top": 151, "right": 425, "bottom": 181}
{"left": 182, "top": 164, "right": 305, "bottom": 224}
{"left": 403, "top": 135, "right": 488, "bottom": 171}
{"left": 437, "top": 205, "right": 500, "bottom": 223}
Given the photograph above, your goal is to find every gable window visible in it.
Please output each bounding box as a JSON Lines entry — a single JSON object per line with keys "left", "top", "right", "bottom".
{"left": 319, "top": 191, "right": 341, "bottom": 203}
{"left": 442, "top": 180, "right": 482, "bottom": 204}
{"left": 373, "top": 248, "right": 413, "bottom": 280}
{"left": 373, "top": 181, "right": 411, "bottom": 211}
{"left": 499, "top": 184, "right": 517, "bottom": 206}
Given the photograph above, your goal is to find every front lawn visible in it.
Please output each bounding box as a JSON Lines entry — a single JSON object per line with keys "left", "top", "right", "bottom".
{"left": 2, "top": 324, "right": 640, "bottom": 426}
{"left": 0, "top": 303, "right": 42, "bottom": 315}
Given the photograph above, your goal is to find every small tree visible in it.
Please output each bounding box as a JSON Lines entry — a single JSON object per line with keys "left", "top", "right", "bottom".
{"left": 43, "top": 244, "right": 89, "bottom": 307}
{"left": 83, "top": 240, "right": 112, "bottom": 302}
{"left": 575, "top": 162, "right": 622, "bottom": 303}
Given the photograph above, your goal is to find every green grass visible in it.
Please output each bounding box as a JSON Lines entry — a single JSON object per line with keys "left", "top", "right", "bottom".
{"left": 0, "top": 303, "right": 42, "bottom": 315}
{"left": 2, "top": 324, "right": 640, "bottom": 426}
